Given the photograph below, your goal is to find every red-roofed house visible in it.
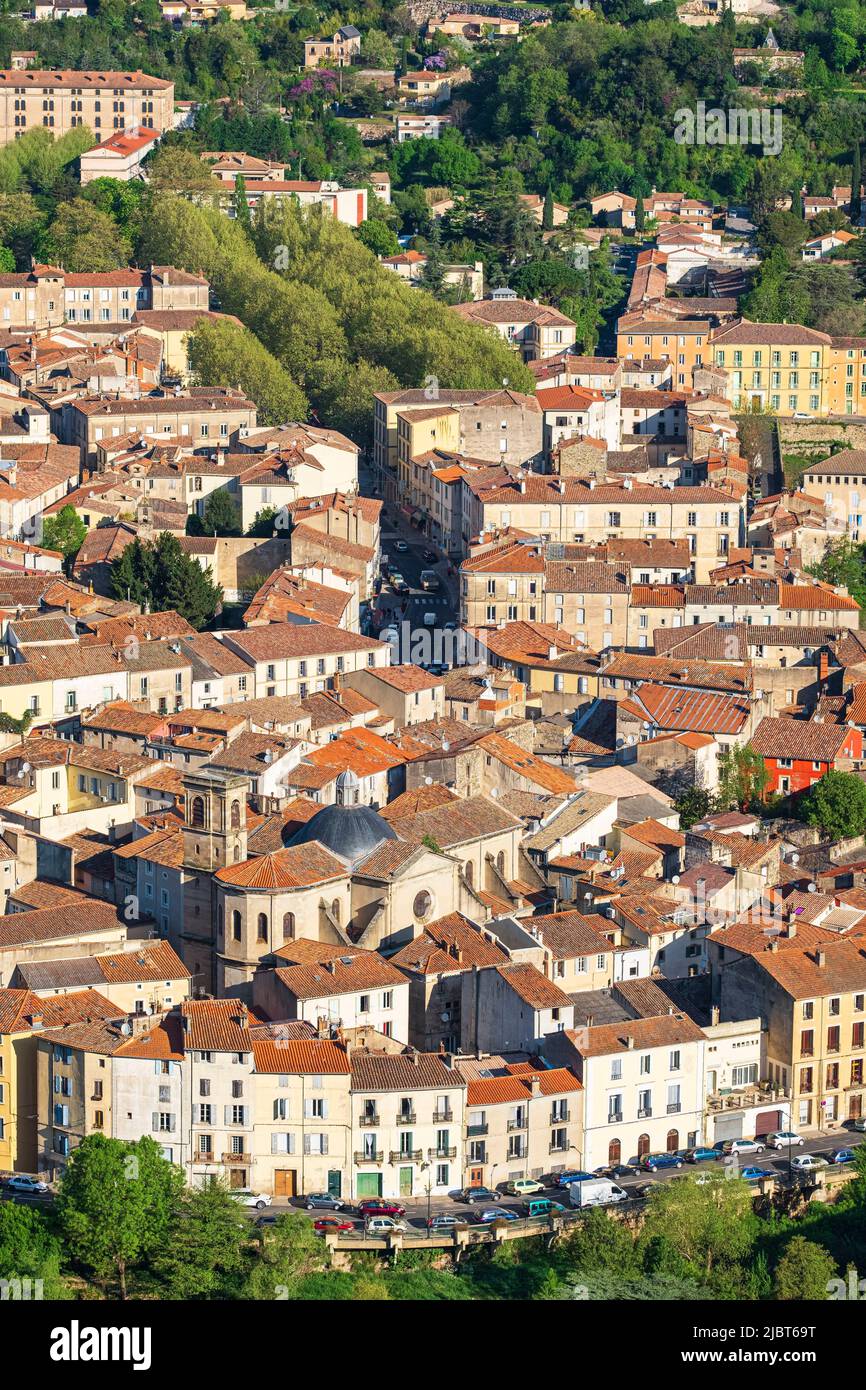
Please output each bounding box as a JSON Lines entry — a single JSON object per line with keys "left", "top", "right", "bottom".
{"left": 750, "top": 716, "right": 862, "bottom": 796}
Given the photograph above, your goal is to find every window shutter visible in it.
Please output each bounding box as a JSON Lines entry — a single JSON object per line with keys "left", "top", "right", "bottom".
{"left": 303, "top": 1098, "right": 313, "bottom": 1119}
{"left": 273, "top": 1099, "right": 280, "bottom": 1121}
{"left": 288, "top": 1133, "right": 296, "bottom": 1154}
{"left": 169, "top": 1114, "right": 176, "bottom": 1133}
{"left": 224, "top": 1105, "right": 232, "bottom": 1125}
{"left": 321, "top": 1134, "right": 328, "bottom": 1155}
{"left": 242, "top": 1105, "right": 249, "bottom": 1126}
{"left": 303, "top": 1134, "right": 311, "bottom": 1154}
{"left": 152, "top": 1112, "right": 159, "bottom": 1132}
{"left": 53, "top": 1075, "right": 60, "bottom": 1094}
{"left": 53, "top": 1103, "right": 62, "bottom": 1125}
{"left": 321, "top": 1099, "right": 329, "bottom": 1120}
{"left": 154, "top": 1061, "right": 162, "bottom": 1075}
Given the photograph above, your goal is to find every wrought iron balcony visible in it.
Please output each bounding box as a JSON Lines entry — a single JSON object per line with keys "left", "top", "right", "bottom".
{"left": 507, "top": 1117, "right": 528, "bottom": 1132}
{"left": 358, "top": 1112, "right": 380, "bottom": 1127}
{"left": 433, "top": 1108, "right": 453, "bottom": 1123}
{"left": 430, "top": 1146, "right": 457, "bottom": 1160}
{"left": 222, "top": 1152, "right": 250, "bottom": 1165}
{"left": 396, "top": 1111, "right": 417, "bottom": 1125}
{"left": 466, "top": 1123, "right": 488, "bottom": 1137}
{"left": 354, "top": 1150, "right": 383, "bottom": 1165}
{"left": 390, "top": 1149, "right": 422, "bottom": 1164}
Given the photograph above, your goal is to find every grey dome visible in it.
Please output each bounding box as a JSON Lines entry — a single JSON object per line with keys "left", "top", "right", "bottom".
{"left": 286, "top": 802, "right": 398, "bottom": 867}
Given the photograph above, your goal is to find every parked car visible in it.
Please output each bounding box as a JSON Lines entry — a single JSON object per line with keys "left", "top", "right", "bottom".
{"left": 422, "top": 548, "right": 437, "bottom": 564}
{"left": 684, "top": 1147, "right": 720, "bottom": 1164}
{"left": 641, "top": 1153, "right": 683, "bottom": 1172}
{"left": 427, "top": 1213, "right": 465, "bottom": 1231}
{"left": 475, "top": 1207, "right": 519, "bottom": 1223}
{"left": 765, "top": 1131, "right": 804, "bottom": 1150}
{"left": 230, "top": 1190, "right": 271, "bottom": 1210}
{"left": 313, "top": 1216, "right": 354, "bottom": 1234}
{"left": 5, "top": 1175, "right": 48, "bottom": 1194}
{"left": 830, "top": 1148, "right": 857, "bottom": 1165}
{"left": 460, "top": 1186, "right": 498, "bottom": 1204}
{"left": 365, "top": 1215, "right": 407, "bottom": 1234}
{"left": 791, "top": 1154, "right": 828, "bottom": 1173}
{"left": 595, "top": 1163, "right": 639, "bottom": 1180}
{"left": 851, "top": 1117, "right": 866, "bottom": 1133}
{"left": 303, "top": 1193, "right": 345, "bottom": 1211}
{"left": 390, "top": 573, "right": 409, "bottom": 594}
{"left": 525, "top": 1198, "right": 566, "bottom": 1217}
{"left": 740, "top": 1166, "right": 775, "bottom": 1182}
{"left": 506, "top": 1177, "right": 544, "bottom": 1197}
{"left": 721, "top": 1138, "right": 765, "bottom": 1157}
{"left": 554, "top": 1170, "right": 596, "bottom": 1187}
{"left": 420, "top": 569, "right": 440, "bottom": 591}
{"left": 393, "top": 539, "right": 408, "bottom": 553}
{"left": 357, "top": 1199, "right": 406, "bottom": 1218}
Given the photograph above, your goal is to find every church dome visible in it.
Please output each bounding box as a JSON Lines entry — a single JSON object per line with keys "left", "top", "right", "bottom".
{"left": 285, "top": 802, "right": 398, "bottom": 868}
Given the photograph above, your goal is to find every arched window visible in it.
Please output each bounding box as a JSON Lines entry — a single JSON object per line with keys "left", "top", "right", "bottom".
{"left": 331, "top": 899, "right": 341, "bottom": 924}
{"left": 465, "top": 860, "right": 473, "bottom": 888}
{"left": 230, "top": 800, "right": 241, "bottom": 830}
{"left": 257, "top": 913, "right": 268, "bottom": 943}
{"left": 666, "top": 1129, "right": 679, "bottom": 1154}
{"left": 232, "top": 909, "right": 241, "bottom": 942}
{"left": 191, "top": 795, "right": 205, "bottom": 828}
{"left": 637, "top": 1133, "right": 650, "bottom": 1159}
{"left": 282, "top": 911, "right": 295, "bottom": 942}
{"left": 608, "top": 1138, "right": 621, "bottom": 1166}
{"left": 233, "top": 845, "right": 241, "bottom": 863}
{"left": 496, "top": 850, "right": 505, "bottom": 875}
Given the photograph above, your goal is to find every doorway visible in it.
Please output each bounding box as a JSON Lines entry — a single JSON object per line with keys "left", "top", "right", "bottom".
{"left": 229, "top": 1168, "right": 247, "bottom": 1189}
{"left": 327, "top": 1170, "right": 342, "bottom": 1199}
{"left": 399, "top": 1166, "right": 413, "bottom": 1197}
{"left": 274, "top": 1169, "right": 297, "bottom": 1198}
{"left": 468, "top": 1166, "right": 484, "bottom": 1187}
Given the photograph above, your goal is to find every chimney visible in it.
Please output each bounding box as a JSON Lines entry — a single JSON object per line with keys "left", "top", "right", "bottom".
{"left": 816, "top": 949, "right": 827, "bottom": 967}
{"left": 412, "top": 1050, "right": 420, "bottom": 1066}
{"left": 326, "top": 959, "right": 336, "bottom": 973}
{"left": 586, "top": 1014, "right": 593, "bottom": 1027}
{"left": 710, "top": 1005, "right": 719, "bottom": 1026}
{"left": 530, "top": 1075, "right": 541, "bottom": 1096}
{"left": 624, "top": 1034, "right": 635, "bottom": 1049}
{"left": 818, "top": 650, "right": 830, "bottom": 684}
{"left": 787, "top": 922, "right": 797, "bottom": 939}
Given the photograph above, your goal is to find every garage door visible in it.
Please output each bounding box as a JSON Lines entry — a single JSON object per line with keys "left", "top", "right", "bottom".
{"left": 714, "top": 1114, "right": 744, "bottom": 1142}
{"left": 755, "top": 1110, "right": 781, "bottom": 1137}
{"left": 356, "top": 1172, "right": 383, "bottom": 1198}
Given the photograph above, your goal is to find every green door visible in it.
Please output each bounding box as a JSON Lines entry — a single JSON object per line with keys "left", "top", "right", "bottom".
{"left": 356, "top": 1172, "right": 382, "bottom": 1198}
{"left": 327, "top": 1169, "right": 342, "bottom": 1199}
{"left": 399, "top": 1166, "right": 413, "bottom": 1197}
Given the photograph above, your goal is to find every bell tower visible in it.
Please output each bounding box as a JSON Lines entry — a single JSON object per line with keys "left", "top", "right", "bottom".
{"left": 182, "top": 767, "right": 249, "bottom": 872}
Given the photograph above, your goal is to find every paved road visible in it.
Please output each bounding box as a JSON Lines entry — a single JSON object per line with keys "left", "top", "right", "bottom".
{"left": 374, "top": 510, "right": 460, "bottom": 661}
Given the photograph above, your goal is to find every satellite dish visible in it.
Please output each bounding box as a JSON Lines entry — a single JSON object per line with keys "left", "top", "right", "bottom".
{"left": 440, "top": 1012, "right": 450, "bottom": 1022}
{"left": 441, "top": 741, "right": 450, "bottom": 752}
{"left": 672, "top": 875, "right": 680, "bottom": 885}
{"left": 21, "top": 762, "right": 31, "bottom": 774}
{"left": 791, "top": 853, "right": 799, "bottom": 865}
{"left": 490, "top": 788, "right": 498, "bottom": 798}
{"left": 424, "top": 776, "right": 433, "bottom": 786}
{"left": 807, "top": 883, "right": 817, "bottom": 894}
{"left": 119, "top": 1020, "right": 132, "bottom": 1035}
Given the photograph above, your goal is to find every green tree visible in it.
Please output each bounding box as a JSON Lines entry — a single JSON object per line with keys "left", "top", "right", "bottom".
{"left": 201, "top": 487, "right": 241, "bottom": 537}
{"left": 718, "top": 743, "right": 769, "bottom": 811}
{"left": 634, "top": 193, "right": 645, "bottom": 233}
{"left": 186, "top": 318, "right": 307, "bottom": 426}
{"left": 153, "top": 1180, "right": 251, "bottom": 1299}
{"left": 0, "top": 246, "right": 14, "bottom": 272}
{"left": 799, "top": 769, "right": 866, "bottom": 839}
{"left": 247, "top": 506, "right": 278, "bottom": 537}
{"left": 639, "top": 1174, "right": 756, "bottom": 1280}
{"left": 56, "top": 1134, "right": 184, "bottom": 1299}
{"left": 773, "top": 1236, "right": 837, "bottom": 1301}
{"left": 542, "top": 187, "right": 554, "bottom": 232}
{"left": 110, "top": 532, "right": 222, "bottom": 629}
{"left": 245, "top": 1212, "right": 326, "bottom": 1299}
{"left": 37, "top": 198, "right": 131, "bottom": 272}
{"left": 0, "top": 1200, "right": 69, "bottom": 1300}
{"left": 40, "top": 503, "right": 86, "bottom": 571}
{"left": 356, "top": 218, "right": 400, "bottom": 257}
{"left": 233, "top": 173, "right": 251, "bottom": 231}
{"left": 807, "top": 538, "right": 866, "bottom": 608}
{"left": 674, "top": 785, "right": 715, "bottom": 829}
{"left": 852, "top": 142, "right": 862, "bottom": 226}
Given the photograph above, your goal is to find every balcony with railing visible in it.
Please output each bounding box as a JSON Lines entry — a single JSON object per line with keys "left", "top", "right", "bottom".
{"left": 358, "top": 1112, "right": 380, "bottom": 1127}
{"left": 396, "top": 1110, "right": 417, "bottom": 1126}
{"left": 433, "top": 1108, "right": 453, "bottom": 1123}
{"left": 638, "top": 1107, "right": 652, "bottom": 1119}
{"left": 354, "top": 1150, "right": 384, "bottom": 1165}
{"left": 608, "top": 1111, "right": 623, "bottom": 1125}
{"left": 507, "top": 1117, "right": 528, "bottom": 1132}
{"left": 390, "top": 1149, "right": 422, "bottom": 1163}
{"left": 550, "top": 1109, "right": 570, "bottom": 1125}
{"left": 466, "top": 1122, "right": 488, "bottom": 1137}
{"left": 222, "top": 1152, "right": 250, "bottom": 1165}
{"left": 430, "top": 1146, "right": 457, "bottom": 1160}
{"left": 667, "top": 1102, "right": 681, "bottom": 1114}
{"left": 549, "top": 1141, "right": 568, "bottom": 1154}
{"left": 707, "top": 1083, "right": 789, "bottom": 1114}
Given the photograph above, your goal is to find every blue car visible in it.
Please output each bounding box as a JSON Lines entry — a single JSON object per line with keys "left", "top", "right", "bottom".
{"left": 641, "top": 1153, "right": 683, "bottom": 1172}
{"left": 830, "top": 1148, "right": 857, "bottom": 1165}
{"left": 684, "top": 1146, "right": 720, "bottom": 1164}
{"left": 554, "top": 1170, "right": 596, "bottom": 1187}
{"left": 475, "top": 1207, "right": 519, "bottom": 1223}
{"left": 740, "top": 1166, "right": 775, "bottom": 1181}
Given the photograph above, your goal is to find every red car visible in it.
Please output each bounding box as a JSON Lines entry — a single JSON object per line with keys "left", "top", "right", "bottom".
{"left": 314, "top": 1216, "right": 354, "bottom": 1234}
{"left": 356, "top": 1199, "right": 406, "bottom": 1218}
